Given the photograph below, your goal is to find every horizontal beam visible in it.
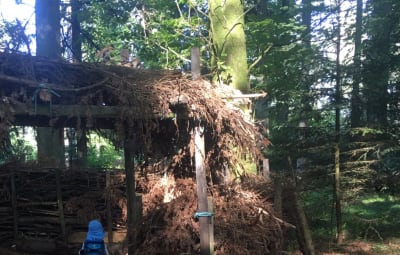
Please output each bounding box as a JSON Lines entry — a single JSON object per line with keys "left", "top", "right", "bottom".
{"left": 13, "top": 103, "right": 122, "bottom": 119}
{"left": 9, "top": 101, "right": 185, "bottom": 129}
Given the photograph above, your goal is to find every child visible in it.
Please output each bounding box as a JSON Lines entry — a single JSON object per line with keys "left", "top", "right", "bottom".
{"left": 79, "top": 219, "right": 111, "bottom": 255}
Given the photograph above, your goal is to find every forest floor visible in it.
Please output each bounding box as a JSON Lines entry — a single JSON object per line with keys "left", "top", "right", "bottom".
{"left": 300, "top": 238, "right": 400, "bottom": 255}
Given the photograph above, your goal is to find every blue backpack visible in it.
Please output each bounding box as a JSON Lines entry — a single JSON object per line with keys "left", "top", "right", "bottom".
{"left": 80, "top": 240, "right": 107, "bottom": 255}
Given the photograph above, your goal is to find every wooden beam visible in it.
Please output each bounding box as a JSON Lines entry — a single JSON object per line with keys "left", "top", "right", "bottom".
{"left": 8, "top": 100, "right": 188, "bottom": 128}
{"left": 11, "top": 102, "right": 121, "bottom": 119}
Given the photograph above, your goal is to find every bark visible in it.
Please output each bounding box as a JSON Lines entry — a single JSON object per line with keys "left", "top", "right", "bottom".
{"left": 36, "top": 0, "right": 61, "bottom": 58}
{"left": 70, "top": 0, "right": 86, "bottom": 167}
{"left": 364, "top": 0, "right": 391, "bottom": 127}
{"left": 350, "top": 0, "right": 363, "bottom": 128}
{"left": 124, "top": 138, "right": 138, "bottom": 255}
{"left": 71, "top": 0, "right": 82, "bottom": 62}
{"left": 334, "top": 0, "right": 344, "bottom": 244}
{"left": 288, "top": 157, "right": 315, "bottom": 255}
{"left": 293, "top": 185, "right": 315, "bottom": 255}
{"left": 209, "top": 0, "right": 249, "bottom": 92}
{"left": 35, "top": 0, "right": 64, "bottom": 167}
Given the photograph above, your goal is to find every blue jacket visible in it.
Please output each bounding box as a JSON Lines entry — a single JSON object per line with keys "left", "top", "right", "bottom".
{"left": 79, "top": 220, "right": 110, "bottom": 255}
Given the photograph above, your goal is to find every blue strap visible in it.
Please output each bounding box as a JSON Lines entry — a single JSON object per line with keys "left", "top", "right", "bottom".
{"left": 194, "top": 211, "right": 214, "bottom": 219}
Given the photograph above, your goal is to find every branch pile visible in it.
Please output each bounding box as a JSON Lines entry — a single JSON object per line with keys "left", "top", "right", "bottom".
{"left": 135, "top": 174, "right": 285, "bottom": 255}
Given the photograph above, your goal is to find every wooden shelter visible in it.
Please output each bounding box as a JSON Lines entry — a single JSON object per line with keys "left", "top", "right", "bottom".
{"left": 0, "top": 51, "right": 271, "bottom": 254}
{"left": 0, "top": 51, "right": 268, "bottom": 168}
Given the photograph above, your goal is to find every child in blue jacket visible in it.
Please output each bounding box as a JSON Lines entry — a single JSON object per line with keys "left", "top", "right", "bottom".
{"left": 79, "top": 219, "right": 111, "bottom": 255}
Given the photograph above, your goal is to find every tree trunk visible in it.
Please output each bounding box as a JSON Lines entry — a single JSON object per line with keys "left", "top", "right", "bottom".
{"left": 288, "top": 157, "right": 315, "bottom": 255}
{"left": 209, "top": 0, "right": 249, "bottom": 92}
{"left": 71, "top": 0, "right": 82, "bottom": 62}
{"left": 350, "top": 0, "right": 363, "bottom": 128}
{"left": 302, "top": 0, "right": 312, "bottom": 47}
{"left": 363, "top": 0, "right": 391, "bottom": 127}
{"left": 334, "top": 0, "right": 344, "bottom": 244}
{"left": 35, "top": 0, "right": 64, "bottom": 167}
{"left": 124, "top": 137, "right": 139, "bottom": 255}
{"left": 293, "top": 184, "right": 315, "bottom": 255}
{"left": 71, "top": 0, "right": 87, "bottom": 167}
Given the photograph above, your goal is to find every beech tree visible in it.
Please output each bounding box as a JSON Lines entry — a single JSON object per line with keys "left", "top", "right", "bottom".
{"left": 209, "top": 0, "right": 249, "bottom": 92}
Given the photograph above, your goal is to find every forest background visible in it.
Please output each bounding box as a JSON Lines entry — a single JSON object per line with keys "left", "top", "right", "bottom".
{"left": 1, "top": 0, "right": 400, "bottom": 254}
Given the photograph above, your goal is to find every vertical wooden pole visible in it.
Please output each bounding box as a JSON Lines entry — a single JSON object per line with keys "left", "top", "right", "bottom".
{"left": 195, "top": 126, "right": 210, "bottom": 255}
{"left": 191, "top": 47, "right": 201, "bottom": 81}
{"left": 55, "top": 169, "right": 66, "bottom": 241}
{"left": 106, "top": 171, "right": 113, "bottom": 243}
{"left": 263, "top": 158, "right": 270, "bottom": 181}
{"left": 207, "top": 196, "right": 214, "bottom": 255}
{"left": 192, "top": 46, "right": 213, "bottom": 255}
{"left": 135, "top": 193, "right": 143, "bottom": 224}
{"left": 124, "top": 138, "right": 137, "bottom": 255}
{"left": 11, "top": 172, "right": 18, "bottom": 241}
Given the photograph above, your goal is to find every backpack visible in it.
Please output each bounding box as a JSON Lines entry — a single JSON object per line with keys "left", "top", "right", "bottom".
{"left": 80, "top": 240, "right": 107, "bottom": 255}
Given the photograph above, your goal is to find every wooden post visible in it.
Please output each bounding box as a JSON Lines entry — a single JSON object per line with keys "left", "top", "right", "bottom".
{"left": 191, "top": 46, "right": 214, "bottom": 255}
{"left": 11, "top": 171, "right": 18, "bottom": 241}
{"left": 124, "top": 138, "right": 137, "bottom": 255}
{"left": 208, "top": 196, "right": 214, "bottom": 255}
{"left": 55, "top": 169, "right": 66, "bottom": 241}
{"left": 263, "top": 158, "right": 270, "bottom": 181}
{"left": 191, "top": 47, "right": 201, "bottom": 81}
{"left": 195, "top": 125, "right": 211, "bottom": 255}
{"left": 106, "top": 171, "right": 113, "bottom": 243}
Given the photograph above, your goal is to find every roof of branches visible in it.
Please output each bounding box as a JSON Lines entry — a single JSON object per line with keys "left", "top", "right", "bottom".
{"left": 0, "top": 52, "right": 269, "bottom": 162}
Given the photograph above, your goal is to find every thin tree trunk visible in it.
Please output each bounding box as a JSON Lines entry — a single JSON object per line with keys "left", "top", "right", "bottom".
{"left": 71, "top": 0, "right": 87, "bottom": 167}
{"left": 124, "top": 138, "right": 137, "bottom": 255}
{"left": 351, "top": 0, "right": 363, "bottom": 128}
{"left": 288, "top": 157, "right": 315, "bottom": 255}
{"left": 334, "top": 0, "right": 344, "bottom": 244}
{"left": 293, "top": 185, "right": 315, "bottom": 255}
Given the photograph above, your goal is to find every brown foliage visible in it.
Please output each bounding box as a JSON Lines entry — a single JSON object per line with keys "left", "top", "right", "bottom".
{"left": 135, "top": 174, "right": 284, "bottom": 255}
